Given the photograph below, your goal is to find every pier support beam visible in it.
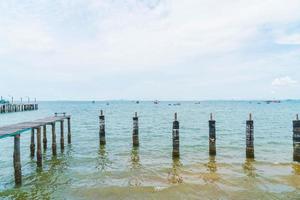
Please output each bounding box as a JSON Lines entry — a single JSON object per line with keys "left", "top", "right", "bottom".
{"left": 67, "top": 117, "right": 71, "bottom": 144}
{"left": 43, "top": 125, "right": 47, "bottom": 150}
{"left": 13, "top": 134, "right": 22, "bottom": 186}
{"left": 60, "top": 120, "right": 64, "bottom": 151}
{"left": 52, "top": 122, "right": 57, "bottom": 156}
{"left": 132, "top": 112, "right": 139, "bottom": 147}
{"left": 172, "top": 113, "right": 180, "bottom": 158}
{"left": 209, "top": 113, "right": 216, "bottom": 156}
{"left": 293, "top": 114, "right": 300, "bottom": 162}
{"left": 99, "top": 110, "right": 106, "bottom": 145}
{"left": 36, "top": 127, "right": 42, "bottom": 167}
{"left": 30, "top": 129, "right": 35, "bottom": 158}
{"left": 246, "top": 114, "right": 254, "bottom": 159}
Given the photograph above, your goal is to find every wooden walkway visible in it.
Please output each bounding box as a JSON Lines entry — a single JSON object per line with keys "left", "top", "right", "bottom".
{"left": 0, "top": 103, "right": 38, "bottom": 114}
{"left": 0, "top": 115, "right": 70, "bottom": 139}
{"left": 0, "top": 113, "right": 71, "bottom": 186}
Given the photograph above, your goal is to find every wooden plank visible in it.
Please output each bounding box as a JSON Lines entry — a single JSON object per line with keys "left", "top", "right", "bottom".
{"left": 0, "top": 116, "right": 71, "bottom": 139}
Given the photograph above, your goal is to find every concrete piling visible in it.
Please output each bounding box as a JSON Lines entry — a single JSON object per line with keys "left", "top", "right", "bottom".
{"left": 172, "top": 113, "right": 180, "bottom": 158}
{"left": 52, "top": 122, "right": 57, "bottom": 156}
{"left": 43, "top": 125, "right": 47, "bottom": 150}
{"left": 13, "top": 134, "right": 22, "bottom": 186}
{"left": 209, "top": 113, "right": 216, "bottom": 156}
{"left": 36, "top": 127, "right": 42, "bottom": 167}
{"left": 246, "top": 113, "right": 254, "bottom": 159}
{"left": 30, "top": 129, "right": 35, "bottom": 158}
{"left": 99, "top": 110, "right": 106, "bottom": 145}
{"left": 293, "top": 114, "right": 300, "bottom": 162}
{"left": 60, "top": 120, "right": 64, "bottom": 150}
{"left": 132, "top": 112, "right": 139, "bottom": 147}
{"left": 67, "top": 117, "right": 71, "bottom": 144}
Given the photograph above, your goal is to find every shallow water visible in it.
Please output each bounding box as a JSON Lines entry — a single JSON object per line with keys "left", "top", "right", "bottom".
{"left": 0, "top": 101, "right": 300, "bottom": 199}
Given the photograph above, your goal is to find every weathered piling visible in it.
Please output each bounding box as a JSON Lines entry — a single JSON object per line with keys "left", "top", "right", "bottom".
{"left": 246, "top": 113, "right": 254, "bottom": 159}
{"left": 36, "top": 127, "right": 42, "bottom": 167}
{"left": 99, "top": 110, "right": 106, "bottom": 145}
{"left": 60, "top": 120, "right": 64, "bottom": 150}
{"left": 43, "top": 125, "right": 47, "bottom": 150}
{"left": 293, "top": 114, "right": 300, "bottom": 162}
{"left": 172, "top": 113, "right": 180, "bottom": 158}
{"left": 209, "top": 113, "right": 216, "bottom": 156}
{"left": 51, "top": 122, "right": 57, "bottom": 156}
{"left": 0, "top": 114, "right": 71, "bottom": 186}
{"left": 30, "top": 129, "right": 35, "bottom": 158}
{"left": 67, "top": 117, "right": 71, "bottom": 144}
{"left": 132, "top": 112, "right": 139, "bottom": 147}
{"left": 13, "top": 134, "right": 22, "bottom": 186}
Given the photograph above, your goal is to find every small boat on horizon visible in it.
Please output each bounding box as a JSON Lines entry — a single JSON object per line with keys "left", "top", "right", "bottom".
{"left": 265, "top": 100, "right": 281, "bottom": 104}
{"left": 154, "top": 100, "right": 159, "bottom": 104}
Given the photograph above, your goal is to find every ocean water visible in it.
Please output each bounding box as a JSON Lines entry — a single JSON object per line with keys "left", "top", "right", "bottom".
{"left": 0, "top": 101, "right": 300, "bottom": 199}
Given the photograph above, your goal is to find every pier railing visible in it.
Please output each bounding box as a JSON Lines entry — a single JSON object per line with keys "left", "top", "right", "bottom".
{"left": 0, "top": 103, "right": 38, "bottom": 114}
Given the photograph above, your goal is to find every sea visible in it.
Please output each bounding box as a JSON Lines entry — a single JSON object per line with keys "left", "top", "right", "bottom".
{"left": 0, "top": 100, "right": 300, "bottom": 199}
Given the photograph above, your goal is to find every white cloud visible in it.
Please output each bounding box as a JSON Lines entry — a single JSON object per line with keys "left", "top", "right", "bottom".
{"left": 1, "top": 0, "right": 300, "bottom": 69}
{"left": 1, "top": 0, "right": 300, "bottom": 99}
{"left": 276, "top": 33, "right": 300, "bottom": 45}
{"left": 272, "top": 76, "right": 298, "bottom": 87}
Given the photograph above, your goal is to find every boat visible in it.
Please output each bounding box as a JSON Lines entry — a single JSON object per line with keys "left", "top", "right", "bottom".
{"left": 154, "top": 100, "right": 159, "bottom": 104}
{"left": 265, "top": 100, "right": 281, "bottom": 104}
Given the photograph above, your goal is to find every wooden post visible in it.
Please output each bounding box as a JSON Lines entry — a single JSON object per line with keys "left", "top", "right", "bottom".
{"left": 60, "top": 120, "right": 64, "bottom": 150}
{"left": 67, "top": 117, "right": 71, "bottom": 144}
{"left": 293, "top": 114, "right": 300, "bottom": 162}
{"left": 36, "top": 127, "right": 42, "bottom": 167}
{"left": 99, "top": 110, "right": 106, "bottom": 145}
{"left": 43, "top": 125, "right": 47, "bottom": 150}
{"left": 13, "top": 134, "right": 22, "bottom": 186}
{"left": 209, "top": 113, "right": 216, "bottom": 156}
{"left": 52, "top": 122, "right": 57, "bottom": 156}
{"left": 246, "top": 113, "right": 254, "bottom": 159}
{"left": 30, "top": 128, "right": 35, "bottom": 158}
{"left": 132, "top": 112, "right": 139, "bottom": 147}
{"left": 172, "top": 113, "right": 180, "bottom": 158}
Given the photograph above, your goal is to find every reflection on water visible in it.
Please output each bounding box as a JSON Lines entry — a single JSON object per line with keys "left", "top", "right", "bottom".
{"left": 201, "top": 156, "right": 220, "bottom": 183}
{"left": 130, "top": 146, "right": 141, "bottom": 169}
{"left": 4, "top": 152, "right": 70, "bottom": 200}
{"left": 129, "top": 146, "right": 142, "bottom": 186}
{"left": 96, "top": 145, "right": 110, "bottom": 171}
{"left": 168, "top": 158, "right": 183, "bottom": 184}
{"left": 243, "top": 158, "right": 256, "bottom": 177}
{"left": 207, "top": 156, "right": 217, "bottom": 173}
{"left": 292, "top": 163, "right": 300, "bottom": 175}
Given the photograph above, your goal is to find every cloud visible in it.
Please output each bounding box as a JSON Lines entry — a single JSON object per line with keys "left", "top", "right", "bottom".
{"left": 272, "top": 76, "right": 298, "bottom": 87}
{"left": 0, "top": 0, "right": 300, "bottom": 99}
{"left": 276, "top": 33, "right": 300, "bottom": 45}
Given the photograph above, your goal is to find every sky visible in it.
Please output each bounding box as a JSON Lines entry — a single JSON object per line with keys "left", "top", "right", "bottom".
{"left": 0, "top": 0, "right": 300, "bottom": 101}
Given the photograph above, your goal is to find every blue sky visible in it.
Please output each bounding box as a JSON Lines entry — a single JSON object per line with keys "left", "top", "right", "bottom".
{"left": 0, "top": 0, "right": 300, "bottom": 100}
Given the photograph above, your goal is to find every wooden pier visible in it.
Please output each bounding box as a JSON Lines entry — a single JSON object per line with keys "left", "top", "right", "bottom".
{"left": 0, "top": 113, "right": 71, "bottom": 186}
{"left": 0, "top": 103, "right": 38, "bottom": 114}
